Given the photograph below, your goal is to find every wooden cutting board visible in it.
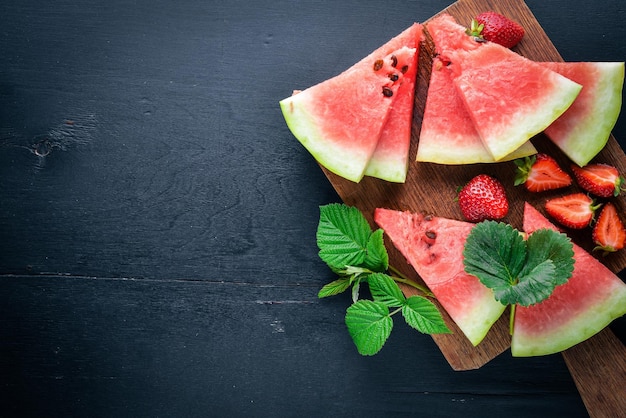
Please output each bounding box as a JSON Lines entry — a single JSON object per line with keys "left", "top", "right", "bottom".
{"left": 319, "top": 0, "right": 626, "bottom": 416}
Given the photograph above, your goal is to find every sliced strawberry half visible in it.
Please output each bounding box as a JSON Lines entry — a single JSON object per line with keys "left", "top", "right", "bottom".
{"left": 571, "top": 163, "right": 624, "bottom": 198}
{"left": 544, "top": 193, "right": 600, "bottom": 229}
{"left": 514, "top": 154, "right": 572, "bottom": 192}
{"left": 592, "top": 202, "right": 626, "bottom": 254}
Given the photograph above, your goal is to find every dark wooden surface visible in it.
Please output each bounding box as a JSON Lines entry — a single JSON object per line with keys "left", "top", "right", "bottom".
{"left": 0, "top": 1, "right": 624, "bottom": 417}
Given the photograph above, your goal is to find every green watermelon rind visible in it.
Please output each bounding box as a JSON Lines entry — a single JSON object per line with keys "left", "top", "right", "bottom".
{"left": 544, "top": 62, "right": 625, "bottom": 167}
{"left": 416, "top": 58, "right": 538, "bottom": 165}
{"left": 511, "top": 287, "right": 626, "bottom": 357}
{"left": 453, "top": 62, "right": 583, "bottom": 161}
{"left": 280, "top": 93, "right": 377, "bottom": 183}
{"left": 373, "top": 208, "right": 506, "bottom": 347}
{"left": 416, "top": 138, "right": 537, "bottom": 165}
{"left": 512, "top": 203, "right": 626, "bottom": 357}
{"left": 363, "top": 78, "right": 414, "bottom": 182}
{"left": 364, "top": 24, "right": 423, "bottom": 183}
{"left": 456, "top": 289, "right": 507, "bottom": 346}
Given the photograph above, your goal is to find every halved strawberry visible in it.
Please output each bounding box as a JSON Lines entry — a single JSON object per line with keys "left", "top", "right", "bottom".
{"left": 514, "top": 154, "right": 572, "bottom": 192}
{"left": 571, "top": 163, "right": 624, "bottom": 198}
{"left": 592, "top": 202, "right": 626, "bottom": 254}
{"left": 544, "top": 193, "right": 600, "bottom": 229}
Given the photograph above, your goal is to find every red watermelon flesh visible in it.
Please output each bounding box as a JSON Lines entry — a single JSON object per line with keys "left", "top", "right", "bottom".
{"left": 542, "top": 61, "right": 625, "bottom": 167}
{"left": 416, "top": 57, "right": 536, "bottom": 164}
{"left": 365, "top": 23, "right": 423, "bottom": 183}
{"left": 418, "top": 14, "right": 536, "bottom": 164}
{"left": 280, "top": 24, "right": 421, "bottom": 183}
{"left": 374, "top": 208, "right": 506, "bottom": 346}
{"left": 512, "top": 203, "right": 626, "bottom": 357}
{"left": 427, "top": 13, "right": 482, "bottom": 60}
{"left": 449, "top": 43, "right": 582, "bottom": 161}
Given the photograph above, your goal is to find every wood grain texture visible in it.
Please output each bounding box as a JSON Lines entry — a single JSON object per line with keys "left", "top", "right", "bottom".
{"left": 562, "top": 329, "right": 626, "bottom": 418}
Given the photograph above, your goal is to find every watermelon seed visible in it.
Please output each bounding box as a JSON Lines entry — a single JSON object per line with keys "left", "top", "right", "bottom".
{"left": 425, "top": 231, "right": 437, "bottom": 240}
{"left": 401, "top": 65, "right": 409, "bottom": 74}
{"left": 373, "top": 59, "right": 383, "bottom": 71}
{"left": 382, "top": 86, "right": 393, "bottom": 97}
{"left": 390, "top": 55, "right": 398, "bottom": 68}
{"left": 388, "top": 73, "right": 399, "bottom": 82}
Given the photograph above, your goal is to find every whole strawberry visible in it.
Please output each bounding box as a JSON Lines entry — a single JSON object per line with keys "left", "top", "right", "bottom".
{"left": 468, "top": 11, "right": 525, "bottom": 48}
{"left": 458, "top": 174, "right": 509, "bottom": 222}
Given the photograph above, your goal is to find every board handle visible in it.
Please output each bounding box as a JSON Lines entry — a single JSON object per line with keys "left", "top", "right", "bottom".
{"left": 562, "top": 328, "right": 626, "bottom": 418}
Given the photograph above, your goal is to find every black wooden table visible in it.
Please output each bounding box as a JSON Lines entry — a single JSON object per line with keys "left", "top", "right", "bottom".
{"left": 1, "top": 1, "right": 624, "bottom": 416}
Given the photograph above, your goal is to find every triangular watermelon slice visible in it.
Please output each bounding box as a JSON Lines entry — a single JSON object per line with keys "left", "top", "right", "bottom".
{"left": 280, "top": 26, "right": 420, "bottom": 183}
{"left": 542, "top": 61, "right": 625, "bottom": 167}
{"left": 512, "top": 203, "right": 626, "bottom": 357}
{"left": 427, "top": 13, "right": 482, "bottom": 59}
{"left": 449, "top": 42, "right": 582, "bottom": 161}
{"left": 418, "top": 14, "right": 537, "bottom": 164}
{"left": 416, "top": 57, "right": 537, "bottom": 164}
{"left": 374, "top": 208, "right": 506, "bottom": 346}
{"left": 364, "top": 23, "right": 423, "bottom": 183}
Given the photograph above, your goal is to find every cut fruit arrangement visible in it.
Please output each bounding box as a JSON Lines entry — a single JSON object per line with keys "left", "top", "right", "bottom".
{"left": 281, "top": 13, "right": 623, "bottom": 180}
{"left": 279, "top": 4, "right": 626, "bottom": 366}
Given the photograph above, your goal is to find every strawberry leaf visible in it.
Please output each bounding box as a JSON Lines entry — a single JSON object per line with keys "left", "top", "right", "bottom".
{"left": 464, "top": 221, "right": 574, "bottom": 306}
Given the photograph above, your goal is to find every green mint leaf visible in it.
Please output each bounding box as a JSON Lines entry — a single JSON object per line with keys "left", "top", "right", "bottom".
{"left": 515, "top": 228, "right": 574, "bottom": 306}
{"left": 367, "top": 273, "right": 406, "bottom": 307}
{"left": 402, "top": 296, "right": 452, "bottom": 334}
{"left": 317, "top": 204, "right": 372, "bottom": 270}
{"left": 318, "top": 277, "right": 352, "bottom": 298}
{"left": 345, "top": 300, "right": 393, "bottom": 356}
{"left": 362, "top": 229, "right": 389, "bottom": 272}
{"left": 463, "top": 221, "right": 527, "bottom": 304}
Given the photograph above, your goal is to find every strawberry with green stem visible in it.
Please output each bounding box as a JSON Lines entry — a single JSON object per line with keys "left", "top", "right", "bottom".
{"left": 467, "top": 11, "right": 525, "bottom": 49}
{"left": 515, "top": 153, "right": 572, "bottom": 192}
{"left": 571, "top": 163, "right": 625, "bottom": 198}
{"left": 544, "top": 193, "right": 601, "bottom": 229}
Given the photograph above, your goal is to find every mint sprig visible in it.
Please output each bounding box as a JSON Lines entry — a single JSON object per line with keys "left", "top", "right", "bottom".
{"left": 463, "top": 221, "right": 575, "bottom": 308}
{"left": 317, "top": 204, "right": 451, "bottom": 356}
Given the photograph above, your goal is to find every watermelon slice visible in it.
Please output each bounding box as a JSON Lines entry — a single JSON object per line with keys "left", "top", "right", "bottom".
{"left": 418, "top": 14, "right": 536, "bottom": 164}
{"left": 542, "top": 61, "right": 625, "bottom": 167}
{"left": 280, "top": 23, "right": 422, "bottom": 183}
{"left": 449, "top": 43, "right": 582, "bottom": 161}
{"left": 427, "top": 13, "right": 482, "bottom": 59}
{"left": 364, "top": 23, "right": 423, "bottom": 183}
{"left": 280, "top": 46, "right": 415, "bottom": 183}
{"left": 416, "top": 57, "right": 537, "bottom": 164}
{"left": 512, "top": 203, "right": 626, "bottom": 357}
{"left": 374, "top": 208, "right": 506, "bottom": 346}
